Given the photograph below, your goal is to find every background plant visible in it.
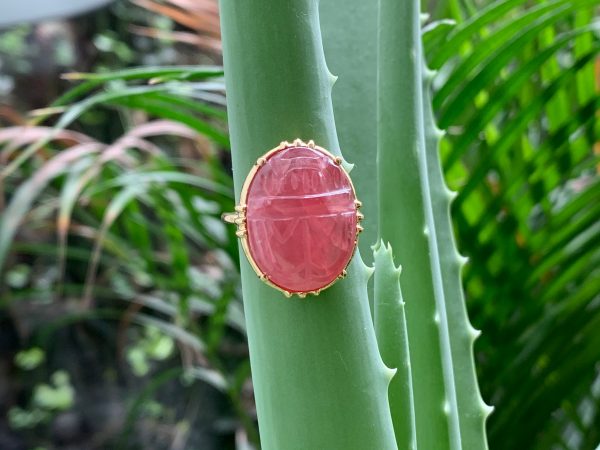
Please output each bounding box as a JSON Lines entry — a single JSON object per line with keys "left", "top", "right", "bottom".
{"left": 0, "top": 66, "right": 258, "bottom": 448}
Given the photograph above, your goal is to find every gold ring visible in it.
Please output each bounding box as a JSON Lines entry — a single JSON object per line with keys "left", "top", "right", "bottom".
{"left": 223, "top": 139, "right": 363, "bottom": 298}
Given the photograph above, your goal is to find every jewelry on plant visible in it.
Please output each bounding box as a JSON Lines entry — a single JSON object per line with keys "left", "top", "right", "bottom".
{"left": 222, "top": 139, "right": 363, "bottom": 298}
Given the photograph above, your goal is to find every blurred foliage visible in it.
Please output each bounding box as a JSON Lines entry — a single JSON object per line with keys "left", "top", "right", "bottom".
{"left": 0, "top": 0, "right": 599, "bottom": 449}
{"left": 0, "top": 62, "right": 252, "bottom": 448}
{"left": 423, "top": 1, "right": 600, "bottom": 448}
{"left": 129, "top": 0, "right": 221, "bottom": 55}
{"left": 8, "top": 369, "right": 74, "bottom": 430}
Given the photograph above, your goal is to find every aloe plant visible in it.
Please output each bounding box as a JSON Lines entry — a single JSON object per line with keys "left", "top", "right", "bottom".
{"left": 218, "top": 0, "right": 489, "bottom": 448}
{"left": 1, "top": 0, "right": 597, "bottom": 446}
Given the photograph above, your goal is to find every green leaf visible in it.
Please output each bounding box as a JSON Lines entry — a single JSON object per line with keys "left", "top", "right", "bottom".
{"left": 321, "top": 0, "right": 379, "bottom": 260}
{"left": 219, "top": 0, "right": 397, "bottom": 448}
{"left": 377, "top": 0, "right": 466, "bottom": 447}
{"left": 33, "top": 371, "right": 75, "bottom": 411}
{"left": 14, "top": 347, "right": 45, "bottom": 370}
{"left": 373, "top": 241, "right": 417, "bottom": 450}
{"left": 52, "top": 65, "right": 223, "bottom": 107}
{"left": 0, "top": 142, "right": 104, "bottom": 275}
{"left": 423, "top": 64, "right": 492, "bottom": 449}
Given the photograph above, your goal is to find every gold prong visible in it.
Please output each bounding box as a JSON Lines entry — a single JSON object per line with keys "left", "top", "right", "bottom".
{"left": 334, "top": 157, "right": 342, "bottom": 165}
{"left": 298, "top": 292, "right": 307, "bottom": 299}
{"left": 256, "top": 157, "right": 267, "bottom": 166}
{"left": 311, "top": 290, "right": 321, "bottom": 296}
{"left": 357, "top": 212, "right": 364, "bottom": 221}
{"left": 307, "top": 140, "right": 315, "bottom": 148}
{"left": 338, "top": 269, "right": 347, "bottom": 279}
{"left": 221, "top": 212, "right": 238, "bottom": 224}
{"left": 283, "top": 291, "right": 292, "bottom": 298}
{"left": 293, "top": 138, "right": 303, "bottom": 146}
{"left": 259, "top": 273, "right": 268, "bottom": 281}
{"left": 236, "top": 229, "right": 246, "bottom": 237}
{"left": 357, "top": 225, "right": 364, "bottom": 233}
{"left": 235, "top": 204, "right": 247, "bottom": 212}
{"left": 354, "top": 200, "right": 362, "bottom": 209}
{"left": 281, "top": 140, "right": 290, "bottom": 148}
{"left": 234, "top": 216, "right": 246, "bottom": 225}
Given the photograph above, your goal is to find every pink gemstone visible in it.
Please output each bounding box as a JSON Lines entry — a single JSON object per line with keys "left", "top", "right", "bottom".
{"left": 245, "top": 145, "right": 358, "bottom": 293}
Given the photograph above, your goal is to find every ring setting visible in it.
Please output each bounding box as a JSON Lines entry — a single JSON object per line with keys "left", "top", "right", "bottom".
{"left": 223, "top": 139, "right": 363, "bottom": 298}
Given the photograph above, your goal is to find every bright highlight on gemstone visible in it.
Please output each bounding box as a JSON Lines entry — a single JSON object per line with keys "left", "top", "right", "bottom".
{"left": 234, "top": 140, "right": 362, "bottom": 297}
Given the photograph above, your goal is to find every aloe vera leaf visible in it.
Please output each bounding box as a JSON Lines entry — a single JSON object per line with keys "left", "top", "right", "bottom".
{"left": 422, "top": 66, "right": 493, "bottom": 449}
{"left": 218, "top": 1, "right": 398, "bottom": 448}
{"left": 373, "top": 241, "right": 417, "bottom": 450}
{"left": 320, "top": 1, "right": 379, "bottom": 261}
{"left": 377, "top": 0, "right": 463, "bottom": 447}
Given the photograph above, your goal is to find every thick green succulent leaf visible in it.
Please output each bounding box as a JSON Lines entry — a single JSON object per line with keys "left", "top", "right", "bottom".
{"left": 373, "top": 241, "right": 417, "bottom": 450}
{"left": 320, "top": 0, "right": 378, "bottom": 261}
{"left": 423, "top": 66, "right": 492, "bottom": 450}
{"left": 218, "top": 1, "right": 397, "bottom": 449}
{"left": 377, "top": 0, "right": 465, "bottom": 448}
